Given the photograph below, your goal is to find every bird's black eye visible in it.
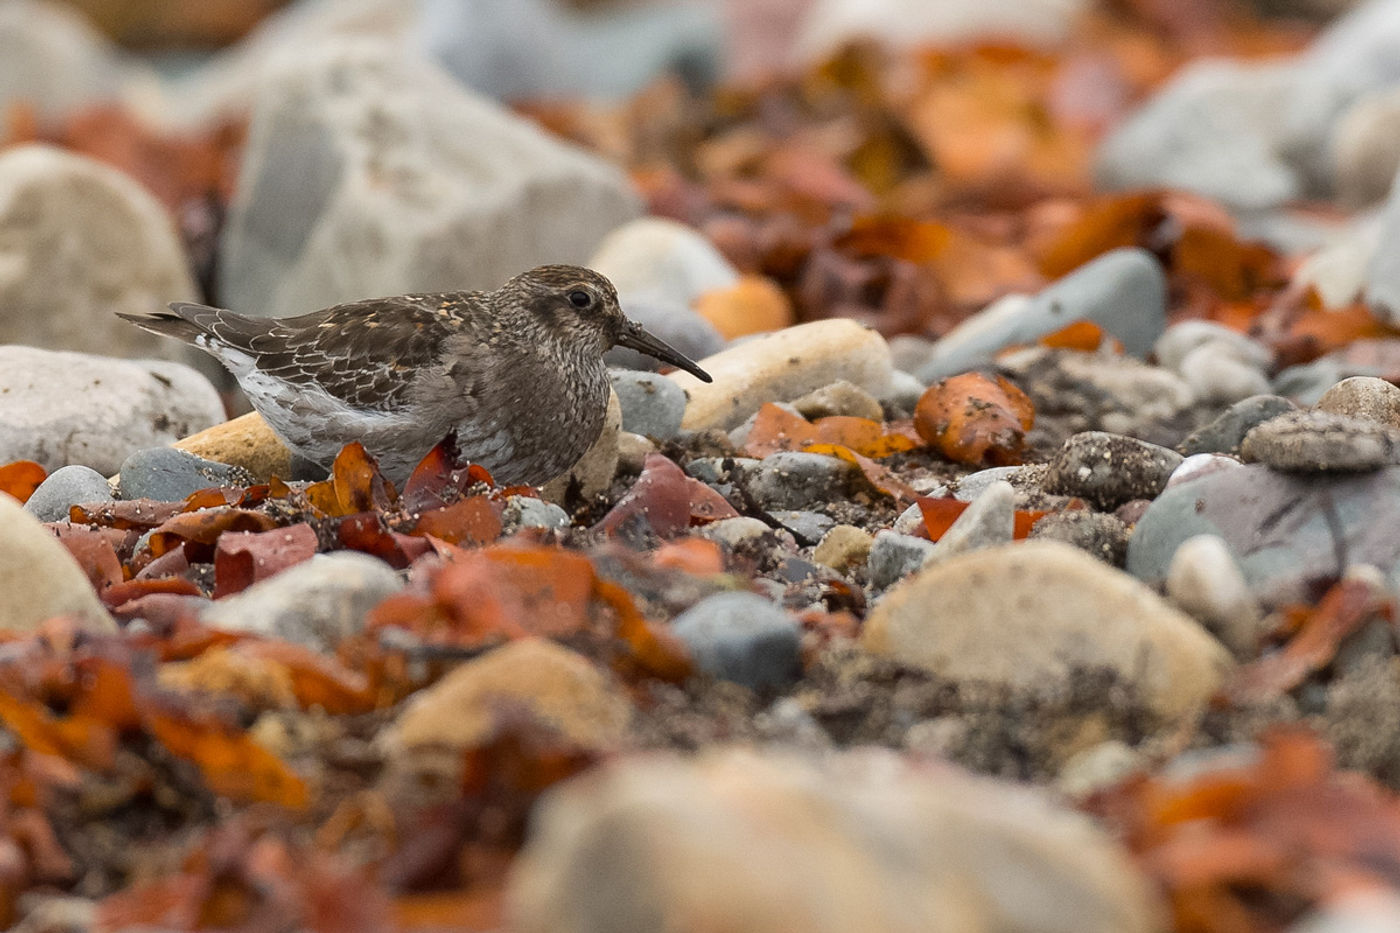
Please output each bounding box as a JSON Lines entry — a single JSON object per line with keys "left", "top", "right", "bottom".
{"left": 568, "top": 289, "right": 593, "bottom": 309}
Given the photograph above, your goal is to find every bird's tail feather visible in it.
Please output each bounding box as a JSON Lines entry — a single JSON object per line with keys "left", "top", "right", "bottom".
{"left": 116, "top": 301, "right": 231, "bottom": 348}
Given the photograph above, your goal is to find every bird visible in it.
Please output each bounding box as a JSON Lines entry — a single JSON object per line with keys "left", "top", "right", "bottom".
{"left": 119, "top": 265, "right": 713, "bottom": 486}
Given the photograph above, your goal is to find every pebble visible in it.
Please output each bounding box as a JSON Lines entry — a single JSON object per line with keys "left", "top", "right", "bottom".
{"left": 609, "top": 369, "right": 689, "bottom": 440}
{"left": 200, "top": 552, "right": 403, "bottom": 652}
{"left": 541, "top": 390, "right": 621, "bottom": 503}
{"left": 1166, "top": 535, "right": 1266, "bottom": 659}
{"left": 1029, "top": 510, "right": 1130, "bottom": 566}
{"left": 863, "top": 540, "right": 1232, "bottom": 721}
{"left": 589, "top": 217, "right": 739, "bottom": 307}
{"left": 1177, "top": 343, "right": 1273, "bottom": 405}
{"left": 392, "top": 638, "right": 632, "bottom": 752}
{"left": 1164, "top": 453, "right": 1242, "bottom": 490}
{"left": 891, "top": 502, "right": 929, "bottom": 536}
{"left": 669, "top": 319, "right": 894, "bottom": 431}
{"left": 0, "top": 144, "right": 199, "bottom": 365}
{"left": 0, "top": 494, "right": 114, "bottom": 634}
{"left": 794, "top": 0, "right": 1086, "bottom": 59}
{"left": 917, "top": 248, "right": 1166, "bottom": 382}
{"left": 0, "top": 0, "right": 128, "bottom": 120}
{"left": 1126, "top": 463, "right": 1400, "bottom": 608}
{"left": 218, "top": 38, "right": 639, "bottom": 322}
{"left": 812, "top": 525, "right": 874, "bottom": 572}
{"left": 22, "top": 465, "right": 113, "bottom": 523}
{"left": 999, "top": 346, "right": 1195, "bottom": 440}
{"left": 767, "top": 510, "right": 835, "bottom": 547}
{"left": 1056, "top": 740, "right": 1144, "bottom": 799}
{"left": 792, "top": 379, "right": 885, "bottom": 422}
{"left": 744, "top": 451, "right": 860, "bottom": 511}
{"left": 1178, "top": 394, "right": 1297, "bottom": 456}
{"left": 1240, "top": 409, "right": 1400, "bottom": 472}
{"left": 928, "top": 481, "right": 1014, "bottom": 563}
{"left": 866, "top": 530, "right": 938, "bottom": 590}
{"left": 509, "top": 746, "right": 1161, "bottom": 933}
{"left": 878, "top": 369, "right": 926, "bottom": 418}
{"left": 670, "top": 592, "right": 802, "bottom": 691}
{"left": 0, "top": 346, "right": 224, "bottom": 476}
{"left": 614, "top": 431, "right": 656, "bottom": 475}
{"left": 117, "top": 447, "right": 255, "bottom": 502}
{"left": 1044, "top": 432, "right": 1184, "bottom": 511}
{"left": 1093, "top": 59, "right": 1299, "bottom": 211}
{"left": 172, "top": 411, "right": 293, "bottom": 484}
{"left": 1315, "top": 375, "right": 1400, "bottom": 427}
{"left": 502, "top": 496, "right": 571, "bottom": 532}
{"left": 697, "top": 517, "right": 787, "bottom": 553}
{"left": 1333, "top": 86, "right": 1400, "bottom": 209}
{"left": 418, "top": 0, "right": 722, "bottom": 101}
{"left": 1154, "top": 320, "right": 1272, "bottom": 373}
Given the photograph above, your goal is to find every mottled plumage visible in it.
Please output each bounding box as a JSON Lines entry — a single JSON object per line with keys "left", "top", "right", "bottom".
{"left": 119, "top": 265, "right": 711, "bottom": 485}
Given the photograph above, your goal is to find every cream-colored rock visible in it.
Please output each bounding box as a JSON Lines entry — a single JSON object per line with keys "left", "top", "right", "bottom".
{"left": 174, "top": 412, "right": 293, "bottom": 483}
{"left": 792, "top": 379, "right": 885, "bottom": 422}
{"left": 1166, "top": 534, "right": 1266, "bottom": 658}
{"left": 0, "top": 494, "right": 114, "bottom": 634}
{"left": 541, "top": 389, "right": 621, "bottom": 503}
{"left": 393, "top": 638, "right": 632, "bottom": 752}
{"left": 812, "top": 524, "right": 874, "bottom": 572}
{"left": 509, "top": 746, "right": 1163, "bottom": 933}
{"left": 0, "top": 144, "right": 198, "bottom": 362}
{"left": 863, "top": 540, "right": 1232, "bottom": 721}
{"left": 671, "top": 320, "right": 893, "bottom": 431}
{"left": 1316, "top": 375, "right": 1400, "bottom": 428}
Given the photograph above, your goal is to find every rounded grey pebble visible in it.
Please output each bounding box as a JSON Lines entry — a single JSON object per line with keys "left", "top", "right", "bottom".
{"left": 609, "top": 369, "right": 688, "bottom": 440}
{"left": 670, "top": 591, "right": 802, "bottom": 691}
{"left": 767, "top": 510, "right": 835, "bottom": 546}
{"left": 118, "top": 447, "right": 255, "bottom": 501}
{"left": 1029, "top": 510, "right": 1130, "bottom": 566}
{"left": 1240, "top": 409, "right": 1400, "bottom": 473}
{"left": 502, "top": 496, "right": 571, "bottom": 531}
{"left": 1178, "top": 394, "right": 1297, "bottom": 456}
{"left": 1044, "top": 432, "right": 1183, "bottom": 511}
{"left": 745, "top": 451, "right": 859, "bottom": 511}
{"left": 867, "top": 530, "right": 938, "bottom": 590}
{"left": 22, "top": 464, "right": 113, "bottom": 523}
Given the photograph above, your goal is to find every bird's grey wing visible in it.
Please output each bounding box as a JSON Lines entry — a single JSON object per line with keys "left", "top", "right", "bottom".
{"left": 250, "top": 294, "right": 480, "bottom": 412}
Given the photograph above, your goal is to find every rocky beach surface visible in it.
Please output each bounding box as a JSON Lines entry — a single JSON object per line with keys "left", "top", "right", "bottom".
{"left": 6, "top": 0, "right": 1400, "bottom": 931}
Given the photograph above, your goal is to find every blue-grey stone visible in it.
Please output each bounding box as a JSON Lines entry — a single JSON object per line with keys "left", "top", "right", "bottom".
{"left": 670, "top": 591, "right": 801, "bottom": 691}
{"left": 745, "top": 451, "right": 859, "bottom": 511}
{"left": 118, "top": 447, "right": 253, "bottom": 501}
{"left": 1126, "top": 462, "right": 1400, "bottom": 609}
{"left": 1179, "top": 395, "right": 1297, "bottom": 456}
{"left": 22, "top": 464, "right": 113, "bottom": 523}
{"left": 916, "top": 248, "right": 1167, "bottom": 382}
{"left": 768, "top": 510, "right": 835, "bottom": 546}
{"left": 867, "top": 530, "right": 938, "bottom": 590}
{"left": 609, "top": 369, "right": 688, "bottom": 440}
{"left": 503, "top": 495, "right": 570, "bottom": 531}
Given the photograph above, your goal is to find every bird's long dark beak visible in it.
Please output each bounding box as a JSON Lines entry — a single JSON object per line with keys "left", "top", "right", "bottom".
{"left": 616, "top": 320, "right": 713, "bottom": 383}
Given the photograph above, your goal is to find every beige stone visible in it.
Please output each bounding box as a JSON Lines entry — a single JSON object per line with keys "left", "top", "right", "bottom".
{"left": 0, "top": 494, "right": 114, "bottom": 634}
{"left": 393, "top": 638, "right": 632, "bottom": 752}
{"left": 862, "top": 539, "right": 1232, "bottom": 721}
{"left": 173, "top": 411, "right": 292, "bottom": 482}
{"left": 509, "top": 746, "right": 1163, "bottom": 933}
{"left": 670, "top": 320, "right": 893, "bottom": 431}
{"left": 812, "top": 524, "right": 874, "bottom": 572}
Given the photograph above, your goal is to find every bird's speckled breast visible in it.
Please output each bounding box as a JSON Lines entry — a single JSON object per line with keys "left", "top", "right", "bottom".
{"left": 461, "top": 343, "right": 612, "bottom": 486}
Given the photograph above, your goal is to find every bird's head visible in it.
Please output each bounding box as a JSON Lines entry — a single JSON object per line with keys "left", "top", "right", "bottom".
{"left": 502, "top": 265, "right": 713, "bottom": 382}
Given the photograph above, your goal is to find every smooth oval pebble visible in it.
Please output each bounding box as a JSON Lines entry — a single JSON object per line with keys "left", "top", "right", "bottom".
{"left": 509, "top": 746, "right": 1163, "bottom": 933}
{"left": 392, "top": 638, "right": 632, "bottom": 752}
{"left": 1240, "top": 409, "right": 1400, "bottom": 472}
{"left": 863, "top": 540, "right": 1232, "bottom": 721}
{"left": 670, "top": 319, "right": 893, "bottom": 431}
{"left": 0, "top": 493, "right": 114, "bottom": 633}
{"left": 1316, "top": 375, "right": 1400, "bottom": 428}
{"left": 23, "top": 464, "right": 113, "bottom": 523}
{"left": 670, "top": 591, "right": 802, "bottom": 691}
